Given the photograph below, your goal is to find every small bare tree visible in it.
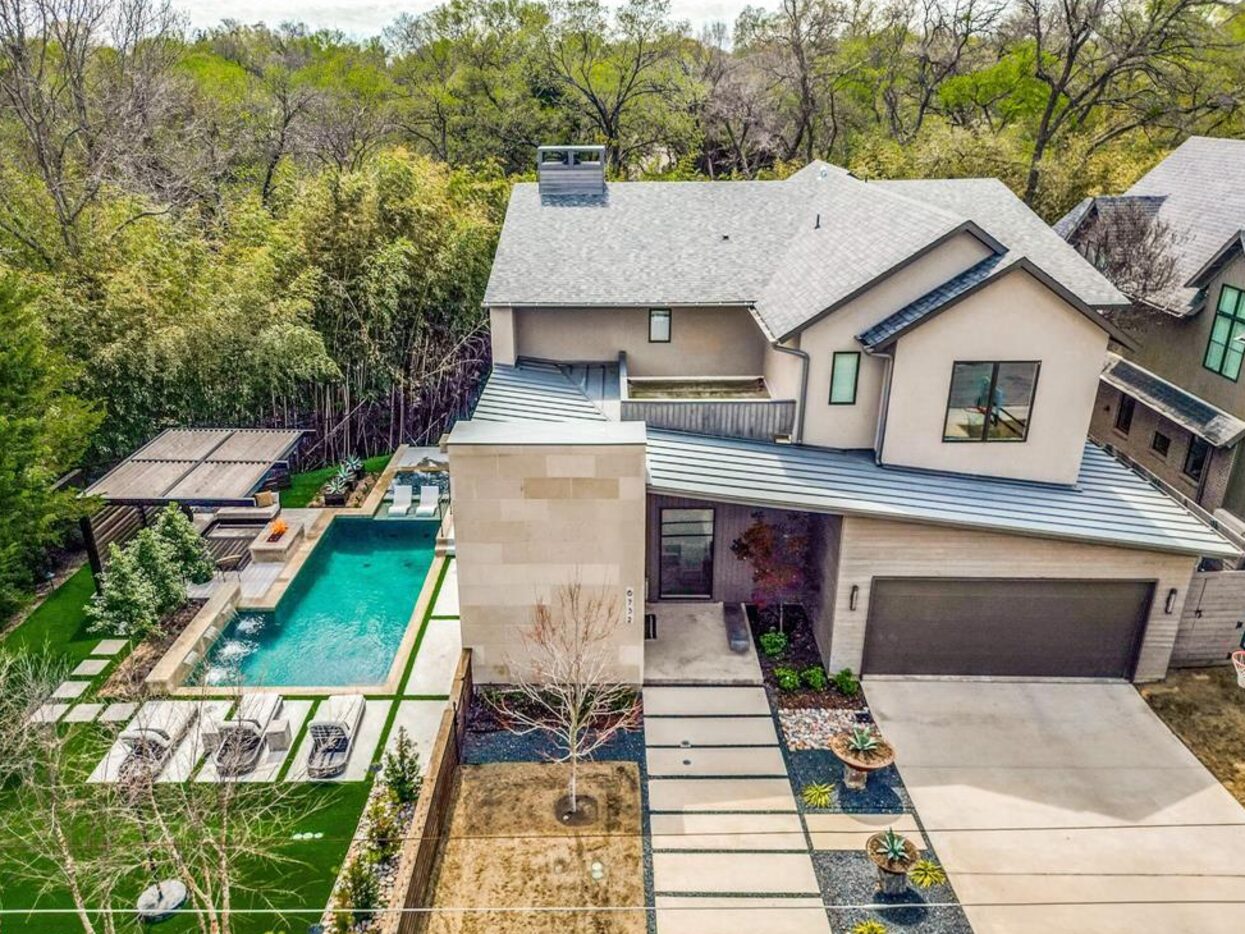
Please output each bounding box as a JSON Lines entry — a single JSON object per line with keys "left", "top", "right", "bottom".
{"left": 491, "top": 581, "right": 639, "bottom": 817}
{"left": 1072, "top": 200, "right": 1185, "bottom": 315}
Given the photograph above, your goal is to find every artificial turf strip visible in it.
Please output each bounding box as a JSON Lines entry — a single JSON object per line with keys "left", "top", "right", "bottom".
{"left": 0, "top": 565, "right": 99, "bottom": 665}
{"left": 280, "top": 453, "right": 393, "bottom": 509}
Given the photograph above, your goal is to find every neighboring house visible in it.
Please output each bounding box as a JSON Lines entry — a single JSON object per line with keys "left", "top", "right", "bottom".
{"left": 448, "top": 144, "right": 1237, "bottom": 687}
{"left": 1058, "top": 137, "right": 1245, "bottom": 535}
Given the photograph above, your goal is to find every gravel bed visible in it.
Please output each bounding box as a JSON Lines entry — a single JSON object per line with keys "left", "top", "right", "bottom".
{"left": 814, "top": 851, "right": 972, "bottom": 933}
{"left": 780, "top": 707, "right": 873, "bottom": 749}
{"left": 788, "top": 749, "right": 911, "bottom": 813}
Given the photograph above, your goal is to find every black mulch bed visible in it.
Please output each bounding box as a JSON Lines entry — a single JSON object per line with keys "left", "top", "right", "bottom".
{"left": 747, "top": 603, "right": 866, "bottom": 711}
{"left": 788, "top": 749, "right": 911, "bottom": 813}
{"left": 815, "top": 852, "right": 972, "bottom": 933}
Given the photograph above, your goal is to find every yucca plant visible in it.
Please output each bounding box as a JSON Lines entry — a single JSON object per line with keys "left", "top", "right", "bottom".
{"left": 851, "top": 921, "right": 887, "bottom": 934}
{"left": 909, "top": 858, "right": 946, "bottom": 889}
{"left": 801, "top": 782, "right": 834, "bottom": 809}
{"left": 324, "top": 474, "right": 349, "bottom": 496}
{"left": 342, "top": 454, "right": 363, "bottom": 476}
{"left": 846, "top": 726, "right": 878, "bottom": 755}
{"left": 875, "top": 828, "right": 909, "bottom": 863}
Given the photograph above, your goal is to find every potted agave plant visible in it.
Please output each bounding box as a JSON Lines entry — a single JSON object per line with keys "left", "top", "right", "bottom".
{"left": 322, "top": 473, "right": 350, "bottom": 507}
{"left": 829, "top": 725, "right": 895, "bottom": 790}
{"left": 866, "top": 827, "right": 919, "bottom": 895}
{"left": 342, "top": 454, "right": 364, "bottom": 483}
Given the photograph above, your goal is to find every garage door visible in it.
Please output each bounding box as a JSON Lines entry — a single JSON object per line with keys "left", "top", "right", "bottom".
{"left": 862, "top": 578, "right": 1154, "bottom": 678}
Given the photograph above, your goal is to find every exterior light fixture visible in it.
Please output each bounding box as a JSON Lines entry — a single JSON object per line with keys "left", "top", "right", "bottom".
{"left": 849, "top": 585, "right": 859, "bottom": 611}
{"left": 1165, "top": 588, "right": 1179, "bottom": 614}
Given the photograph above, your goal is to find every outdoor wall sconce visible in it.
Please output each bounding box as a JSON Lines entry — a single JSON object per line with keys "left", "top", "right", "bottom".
{"left": 849, "top": 584, "right": 859, "bottom": 611}
{"left": 1165, "top": 588, "right": 1179, "bottom": 614}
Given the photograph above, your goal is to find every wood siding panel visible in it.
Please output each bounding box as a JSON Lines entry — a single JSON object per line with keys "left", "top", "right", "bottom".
{"left": 623, "top": 399, "right": 795, "bottom": 441}
{"left": 1172, "top": 570, "right": 1245, "bottom": 667}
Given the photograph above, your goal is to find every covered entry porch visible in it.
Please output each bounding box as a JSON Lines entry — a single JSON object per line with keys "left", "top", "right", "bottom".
{"left": 643, "top": 602, "right": 763, "bottom": 685}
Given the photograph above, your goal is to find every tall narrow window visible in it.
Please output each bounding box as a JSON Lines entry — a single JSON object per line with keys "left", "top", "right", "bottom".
{"left": 1183, "top": 436, "right": 1210, "bottom": 480}
{"left": 659, "top": 508, "right": 714, "bottom": 598}
{"left": 1114, "top": 394, "right": 1135, "bottom": 435}
{"left": 829, "top": 352, "right": 860, "bottom": 405}
{"left": 1203, "top": 285, "right": 1245, "bottom": 380}
{"left": 943, "top": 361, "right": 1039, "bottom": 442}
{"left": 649, "top": 308, "right": 671, "bottom": 343}
{"left": 1152, "top": 431, "right": 1171, "bottom": 458}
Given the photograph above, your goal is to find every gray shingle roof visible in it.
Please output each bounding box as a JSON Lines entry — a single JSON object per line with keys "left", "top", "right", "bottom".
{"left": 1101, "top": 353, "right": 1245, "bottom": 447}
{"left": 484, "top": 164, "right": 1128, "bottom": 338}
{"left": 647, "top": 429, "right": 1237, "bottom": 558}
{"left": 1062, "top": 136, "right": 1245, "bottom": 315}
{"left": 858, "top": 254, "right": 1008, "bottom": 350}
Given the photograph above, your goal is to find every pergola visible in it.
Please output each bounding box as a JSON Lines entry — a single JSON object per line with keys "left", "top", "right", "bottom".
{"left": 80, "top": 428, "right": 304, "bottom": 575}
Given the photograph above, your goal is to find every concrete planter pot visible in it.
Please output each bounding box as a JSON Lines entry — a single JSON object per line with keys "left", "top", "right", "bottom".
{"left": 866, "top": 831, "right": 918, "bottom": 896}
{"left": 829, "top": 731, "right": 895, "bottom": 790}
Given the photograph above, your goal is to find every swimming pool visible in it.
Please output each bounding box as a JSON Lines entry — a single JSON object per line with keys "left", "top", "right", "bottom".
{"left": 194, "top": 517, "right": 437, "bottom": 687}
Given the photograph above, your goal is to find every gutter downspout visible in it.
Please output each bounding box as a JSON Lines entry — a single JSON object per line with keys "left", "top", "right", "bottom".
{"left": 771, "top": 341, "right": 810, "bottom": 443}
{"left": 871, "top": 349, "right": 894, "bottom": 464}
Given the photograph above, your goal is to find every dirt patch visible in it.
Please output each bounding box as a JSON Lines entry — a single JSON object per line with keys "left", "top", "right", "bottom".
{"left": 428, "top": 761, "right": 645, "bottom": 934}
{"left": 97, "top": 599, "right": 205, "bottom": 698}
{"left": 1141, "top": 666, "right": 1245, "bottom": 805}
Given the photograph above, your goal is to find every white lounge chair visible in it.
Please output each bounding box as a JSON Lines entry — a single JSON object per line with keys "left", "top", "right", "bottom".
{"left": 388, "top": 484, "right": 412, "bottom": 517}
{"left": 213, "top": 694, "right": 285, "bottom": 777}
{"left": 306, "top": 694, "right": 366, "bottom": 778}
{"left": 118, "top": 702, "right": 199, "bottom": 780}
{"left": 414, "top": 484, "right": 439, "bottom": 518}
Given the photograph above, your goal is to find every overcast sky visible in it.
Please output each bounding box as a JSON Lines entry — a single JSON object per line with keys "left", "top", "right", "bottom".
{"left": 179, "top": 0, "right": 746, "bottom": 36}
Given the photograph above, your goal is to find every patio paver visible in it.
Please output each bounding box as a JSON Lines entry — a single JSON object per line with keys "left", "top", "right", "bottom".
{"left": 654, "top": 896, "right": 830, "bottom": 934}
{"left": 71, "top": 658, "right": 109, "bottom": 677}
{"left": 386, "top": 700, "right": 447, "bottom": 770}
{"left": 804, "top": 812, "right": 926, "bottom": 850}
{"left": 404, "top": 618, "right": 461, "bottom": 696}
{"left": 158, "top": 700, "right": 235, "bottom": 782}
{"left": 286, "top": 699, "right": 391, "bottom": 782}
{"left": 99, "top": 701, "right": 138, "bottom": 722}
{"left": 62, "top": 703, "right": 105, "bottom": 724}
{"left": 90, "top": 639, "right": 127, "bottom": 656}
{"left": 648, "top": 777, "right": 797, "bottom": 812}
{"left": 430, "top": 559, "right": 458, "bottom": 617}
{"left": 647, "top": 745, "right": 787, "bottom": 777}
{"left": 642, "top": 686, "right": 771, "bottom": 717}
{"left": 644, "top": 715, "right": 779, "bottom": 747}
{"left": 28, "top": 703, "right": 69, "bottom": 724}
{"left": 51, "top": 680, "right": 90, "bottom": 700}
{"left": 650, "top": 812, "right": 806, "bottom": 851}
{"left": 653, "top": 851, "right": 821, "bottom": 894}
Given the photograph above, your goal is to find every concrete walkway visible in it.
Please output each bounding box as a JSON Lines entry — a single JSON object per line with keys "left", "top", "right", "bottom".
{"left": 644, "top": 685, "right": 830, "bottom": 934}
{"left": 868, "top": 680, "right": 1245, "bottom": 934}
{"left": 644, "top": 604, "right": 763, "bottom": 685}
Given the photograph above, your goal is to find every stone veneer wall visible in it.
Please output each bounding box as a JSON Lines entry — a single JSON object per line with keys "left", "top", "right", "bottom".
{"left": 448, "top": 421, "right": 647, "bottom": 683}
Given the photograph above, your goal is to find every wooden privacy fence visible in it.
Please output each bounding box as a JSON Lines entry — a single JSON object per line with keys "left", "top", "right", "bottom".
{"left": 379, "top": 647, "right": 473, "bottom": 934}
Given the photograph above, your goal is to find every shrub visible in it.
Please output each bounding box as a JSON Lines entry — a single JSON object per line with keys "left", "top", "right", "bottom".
{"left": 758, "top": 629, "right": 788, "bottom": 658}
{"left": 85, "top": 544, "right": 160, "bottom": 639}
{"left": 800, "top": 664, "right": 828, "bottom": 691}
{"left": 909, "top": 858, "right": 947, "bottom": 889}
{"left": 324, "top": 474, "right": 349, "bottom": 496}
{"left": 832, "top": 667, "right": 860, "bottom": 696}
{"left": 773, "top": 666, "right": 800, "bottom": 691}
{"left": 366, "top": 793, "right": 400, "bottom": 861}
{"left": 153, "top": 503, "right": 214, "bottom": 584}
{"left": 801, "top": 782, "right": 834, "bottom": 808}
{"left": 382, "top": 726, "right": 423, "bottom": 804}
{"left": 340, "top": 852, "right": 379, "bottom": 924}
{"left": 130, "top": 527, "right": 184, "bottom": 615}
{"left": 851, "top": 921, "right": 888, "bottom": 934}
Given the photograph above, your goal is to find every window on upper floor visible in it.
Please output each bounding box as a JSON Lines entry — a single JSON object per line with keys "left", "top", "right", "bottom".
{"left": 1203, "top": 285, "right": 1245, "bottom": 381}
{"left": 1183, "top": 436, "right": 1210, "bottom": 481}
{"left": 1152, "top": 430, "right": 1171, "bottom": 458}
{"left": 649, "top": 308, "right": 671, "bottom": 343}
{"left": 1114, "top": 394, "right": 1135, "bottom": 435}
{"left": 829, "top": 352, "right": 860, "bottom": 405}
{"left": 942, "top": 361, "right": 1039, "bottom": 443}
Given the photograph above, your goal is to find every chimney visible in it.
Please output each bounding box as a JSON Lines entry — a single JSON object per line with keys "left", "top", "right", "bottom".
{"left": 537, "top": 145, "right": 606, "bottom": 197}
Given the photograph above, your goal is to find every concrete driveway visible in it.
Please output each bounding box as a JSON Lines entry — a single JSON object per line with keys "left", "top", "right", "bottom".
{"left": 867, "top": 680, "right": 1245, "bottom": 934}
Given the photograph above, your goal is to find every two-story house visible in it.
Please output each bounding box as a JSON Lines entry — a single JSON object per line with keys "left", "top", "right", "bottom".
{"left": 1059, "top": 137, "right": 1245, "bottom": 534}
{"left": 447, "top": 145, "right": 1236, "bottom": 686}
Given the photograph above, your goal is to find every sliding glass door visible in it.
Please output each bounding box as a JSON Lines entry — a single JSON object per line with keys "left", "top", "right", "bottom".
{"left": 659, "top": 508, "right": 714, "bottom": 598}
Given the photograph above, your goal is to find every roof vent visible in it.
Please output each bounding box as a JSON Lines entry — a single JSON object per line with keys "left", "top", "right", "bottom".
{"left": 537, "top": 145, "right": 606, "bottom": 198}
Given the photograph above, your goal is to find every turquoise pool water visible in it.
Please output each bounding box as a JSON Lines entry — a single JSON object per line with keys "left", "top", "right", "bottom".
{"left": 195, "top": 518, "right": 436, "bottom": 687}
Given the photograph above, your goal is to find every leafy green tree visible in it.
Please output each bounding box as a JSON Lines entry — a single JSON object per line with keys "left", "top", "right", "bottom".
{"left": 130, "top": 528, "right": 185, "bottom": 616}
{"left": 154, "top": 504, "right": 214, "bottom": 585}
{"left": 85, "top": 545, "right": 160, "bottom": 639}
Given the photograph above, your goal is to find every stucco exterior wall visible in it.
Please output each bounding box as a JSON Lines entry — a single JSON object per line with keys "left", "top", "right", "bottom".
{"left": 827, "top": 516, "right": 1197, "bottom": 682}
{"left": 449, "top": 423, "right": 647, "bottom": 683}
{"left": 490, "top": 306, "right": 516, "bottom": 365}
{"left": 1128, "top": 253, "right": 1245, "bottom": 418}
{"left": 881, "top": 269, "right": 1108, "bottom": 484}
{"left": 511, "top": 305, "right": 769, "bottom": 378}
{"left": 798, "top": 233, "right": 994, "bottom": 449}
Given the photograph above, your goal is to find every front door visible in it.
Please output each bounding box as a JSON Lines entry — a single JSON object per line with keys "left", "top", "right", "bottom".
{"left": 659, "top": 507, "right": 714, "bottom": 598}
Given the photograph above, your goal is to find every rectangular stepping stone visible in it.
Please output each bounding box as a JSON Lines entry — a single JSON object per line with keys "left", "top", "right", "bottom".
{"left": 431, "top": 560, "right": 458, "bottom": 617}
{"left": 647, "top": 745, "right": 788, "bottom": 778}
{"left": 286, "top": 699, "right": 391, "bottom": 782}
{"left": 159, "top": 700, "right": 235, "bottom": 782}
{"left": 28, "top": 703, "right": 69, "bottom": 724}
{"left": 651, "top": 812, "right": 806, "bottom": 851}
{"left": 51, "top": 680, "right": 89, "bottom": 700}
{"left": 99, "top": 702, "right": 138, "bottom": 723}
{"left": 648, "top": 778, "right": 797, "bottom": 813}
{"left": 655, "top": 897, "right": 830, "bottom": 934}
{"left": 71, "top": 658, "right": 109, "bottom": 677}
{"left": 645, "top": 716, "right": 779, "bottom": 747}
{"left": 653, "top": 851, "right": 820, "bottom": 895}
{"left": 643, "top": 686, "right": 771, "bottom": 717}
{"left": 385, "top": 700, "right": 447, "bottom": 770}
{"left": 62, "top": 703, "right": 104, "bottom": 724}
{"left": 404, "top": 618, "right": 461, "bottom": 696}
{"left": 91, "top": 639, "right": 127, "bottom": 656}
{"left": 805, "top": 812, "right": 926, "bottom": 850}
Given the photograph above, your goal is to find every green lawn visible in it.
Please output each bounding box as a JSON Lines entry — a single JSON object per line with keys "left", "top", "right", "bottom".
{"left": 280, "top": 453, "right": 393, "bottom": 509}
{"left": 1, "top": 565, "right": 98, "bottom": 665}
